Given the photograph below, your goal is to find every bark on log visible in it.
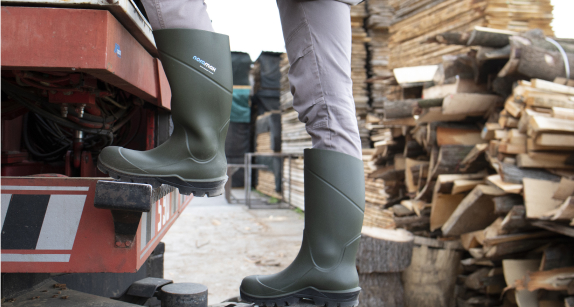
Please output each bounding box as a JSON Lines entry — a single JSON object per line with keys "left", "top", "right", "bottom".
{"left": 383, "top": 98, "right": 443, "bottom": 119}
{"left": 359, "top": 273, "right": 404, "bottom": 307}
{"left": 499, "top": 162, "right": 561, "bottom": 184}
{"left": 467, "top": 27, "right": 515, "bottom": 48}
{"left": 402, "top": 245, "right": 462, "bottom": 307}
{"left": 356, "top": 227, "right": 414, "bottom": 273}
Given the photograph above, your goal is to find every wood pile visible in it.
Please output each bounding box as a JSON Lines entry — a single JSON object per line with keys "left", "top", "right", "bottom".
{"left": 362, "top": 26, "right": 574, "bottom": 306}
{"left": 283, "top": 157, "right": 304, "bottom": 210}
{"left": 351, "top": 2, "right": 370, "bottom": 116}
{"left": 386, "top": 0, "right": 554, "bottom": 69}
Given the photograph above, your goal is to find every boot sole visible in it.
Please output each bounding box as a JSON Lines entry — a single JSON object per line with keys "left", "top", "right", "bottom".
{"left": 97, "top": 161, "right": 227, "bottom": 197}
{"left": 240, "top": 287, "right": 360, "bottom": 307}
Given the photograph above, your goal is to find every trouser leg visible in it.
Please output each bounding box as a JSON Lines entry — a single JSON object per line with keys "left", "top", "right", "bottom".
{"left": 277, "top": 0, "right": 362, "bottom": 159}
{"left": 140, "top": 0, "right": 214, "bottom": 31}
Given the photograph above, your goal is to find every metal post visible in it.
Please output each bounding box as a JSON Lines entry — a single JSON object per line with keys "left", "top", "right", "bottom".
{"left": 288, "top": 155, "right": 292, "bottom": 207}
{"left": 244, "top": 153, "right": 252, "bottom": 209}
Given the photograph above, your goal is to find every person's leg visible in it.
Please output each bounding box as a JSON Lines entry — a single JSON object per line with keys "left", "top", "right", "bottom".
{"left": 279, "top": 0, "right": 362, "bottom": 159}
{"left": 240, "top": 1, "right": 365, "bottom": 307}
{"left": 98, "top": 0, "right": 233, "bottom": 197}
{"left": 141, "top": 0, "right": 214, "bottom": 31}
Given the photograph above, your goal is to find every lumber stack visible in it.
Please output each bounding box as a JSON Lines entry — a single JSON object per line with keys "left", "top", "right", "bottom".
{"left": 351, "top": 2, "right": 370, "bottom": 116}
{"left": 279, "top": 53, "right": 292, "bottom": 111}
{"left": 256, "top": 169, "right": 282, "bottom": 200}
{"left": 279, "top": 53, "right": 311, "bottom": 155}
{"left": 365, "top": 0, "right": 399, "bottom": 111}
{"left": 282, "top": 157, "right": 304, "bottom": 210}
{"left": 356, "top": 227, "right": 414, "bottom": 306}
{"left": 387, "top": 0, "right": 554, "bottom": 69}
{"left": 281, "top": 109, "right": 311, "bottom": 155}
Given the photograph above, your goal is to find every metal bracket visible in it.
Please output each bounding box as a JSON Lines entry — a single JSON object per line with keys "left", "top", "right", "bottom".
{"left": 94, "top": 180, "right": 175, "bottom": 248}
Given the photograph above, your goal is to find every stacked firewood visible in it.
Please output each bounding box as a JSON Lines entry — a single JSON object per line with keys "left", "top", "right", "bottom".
{"left": 387, "top": 0, "right": 554, "bottom": 69}
{"left": 362, "top": 25, "right": 574, "bottom": 306}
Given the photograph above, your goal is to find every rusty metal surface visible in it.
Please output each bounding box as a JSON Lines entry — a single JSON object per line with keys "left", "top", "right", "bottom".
{"left": 1, "top": 0, "right": 157, "bottom": 57}
{"left": 1, "top": 7, "right": 169, "bottom": 108}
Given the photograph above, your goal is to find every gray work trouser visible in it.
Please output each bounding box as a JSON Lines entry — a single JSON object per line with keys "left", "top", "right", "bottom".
{"left": 141, "top": 0, "right": 362, "bottom": 159}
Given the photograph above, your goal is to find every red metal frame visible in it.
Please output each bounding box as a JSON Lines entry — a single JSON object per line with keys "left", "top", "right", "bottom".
{"left": 1, "top": 6, "right": 171, "bottom": 108}
{"left": 1, "top": 177, "right": 192, "bottom": 273}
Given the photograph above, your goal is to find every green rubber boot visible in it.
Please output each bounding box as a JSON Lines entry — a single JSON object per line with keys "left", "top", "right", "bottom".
{"left": 98, "top": 29, "right": 233, "bottom": 197}
{"left": 240, "top": 149, "right": 365, "bottom": 307}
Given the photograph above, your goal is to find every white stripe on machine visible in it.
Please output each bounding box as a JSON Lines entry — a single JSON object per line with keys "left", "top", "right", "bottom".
{"left": 1, "top": 186, "right": 90, "bottom": 191}
{"left": 2, "top": 254, "right": 71, "bottom": 262}
{"left": 36, "top": 195, "right": 86, "bottom": 250}
{"left": 1, "top": 194, "right": 11, "bottom": 230}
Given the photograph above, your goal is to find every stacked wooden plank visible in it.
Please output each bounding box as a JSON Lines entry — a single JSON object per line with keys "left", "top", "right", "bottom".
{"left": 256, "top": 170, "right": 282, "bottom": 200}
{"left": 279, "top": 54, "right": 293, "bottom": 111}
{"left": 351, "top": 2, "right": 370, "bottom": 116}
{"left": 281, "top": 109, "right": 311, "bottom": 154}
{"left": 362, "top": 148, "right": 396, "bottom": 229}
{"left": 282, "top": 157, "right": 304, "bottom": 210}
{"left": 279, "top": 53, "right": 312, "bottom": 155}
{"left": 387, "top": 0, "right": 554, "bottom": 69}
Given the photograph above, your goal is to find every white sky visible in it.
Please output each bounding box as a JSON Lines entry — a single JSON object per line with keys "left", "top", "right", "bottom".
{"left": 206, "top": 0, "right": 573, "bottom": 61}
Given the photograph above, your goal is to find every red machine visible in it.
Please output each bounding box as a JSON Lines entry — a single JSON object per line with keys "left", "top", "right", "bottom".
{"left": 1, "top": 4, "right": 193, "bottom": 304}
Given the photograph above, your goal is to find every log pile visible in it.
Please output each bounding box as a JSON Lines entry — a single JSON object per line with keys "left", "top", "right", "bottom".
{"left": 386, "top": 0, "right": 555, "bottom": 69}
{"left": 362, "top": 25, "right": 574, "bottom": 306}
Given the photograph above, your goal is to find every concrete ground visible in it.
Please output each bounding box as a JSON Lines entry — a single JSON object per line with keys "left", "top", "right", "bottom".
{"left": 161, "top": 189, "right": 304, "bottom": 305}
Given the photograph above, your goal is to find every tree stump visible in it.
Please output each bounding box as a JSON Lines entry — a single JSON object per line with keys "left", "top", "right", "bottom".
{"left": 359, "top": 273, "right": 404, "bottom": 307}
{"left": 357, "top": 227, "right": 414, "bottom": 273}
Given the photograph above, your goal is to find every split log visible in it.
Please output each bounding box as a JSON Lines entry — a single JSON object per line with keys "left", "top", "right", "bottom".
{"left": 359, "top": 273, "right": 404, "bottom": 307}
{"left": 531, "top": 221, "right": 574, "bottom": 238}
{"left": 464, "top": 267, "right": 505, "bottom": 294}
{"left": 394, "top": 215, "right": 430, "bottom": 230}
{"left": 402, "top": 245, "right": 462, "bottom": 307}
{"left": 499, "top": 162, "right": 560, "bottom": 184}
{"left": 523, "top": 178, "right": 562, "bottom": 219}
{"left": 467, "top": 27, "right": 517, "bottom": 48}
{"left": 356, "top": 227, "right": 414, "bottom": 273}
{"left": 487, "top": 174, "right": 522, "bottom": 194}
{"left": 441, "top": 93, "right": 503, "bottom": 116}
{"left": 553, "top": 178, "right": 574, "bottom": 200}
{"left": 502, "top": 259, "right": 540, "bottom": 307}
{"left": 383, "top": 98, "right": 443, "bottom": 119}
{"left": 493, "top": 194, "right": 523, "bottom": 215}
{"left": 540, "top": 244, "right": 574, "bottom": 271}
{"left": 521, "top": 267, "right": 574, "bottom": 292}
{"left": 550, "top": 197, "right": 574, "bottom": 221}
{"left": 433, "top": 145, "right": 487, "bottom": 176}
{"left": 501, "top": 206, "right": 528, "bottom": 233}
{"left": 441, "top": 185, "right": 506, "bottom": 236}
